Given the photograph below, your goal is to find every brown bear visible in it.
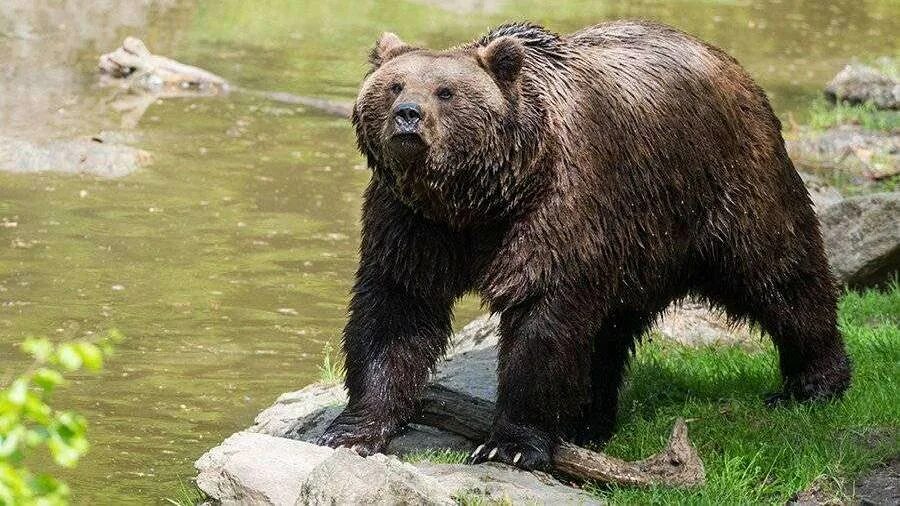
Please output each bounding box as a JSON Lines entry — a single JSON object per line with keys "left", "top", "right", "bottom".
{"left": 317, "top": 21, "right": 852, "bottom": 470}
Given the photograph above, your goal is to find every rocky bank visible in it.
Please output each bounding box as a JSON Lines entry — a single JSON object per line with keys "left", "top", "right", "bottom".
{"left": 195, "top": 315, "right": 604, "bottom": 505}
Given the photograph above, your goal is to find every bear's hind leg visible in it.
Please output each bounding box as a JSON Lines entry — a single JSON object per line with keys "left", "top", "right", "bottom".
{"left": 754, "top": 274, "right": 851, "bottom": 403}
{"left": 707, "top": 269, "right": 851, "bottom": 404}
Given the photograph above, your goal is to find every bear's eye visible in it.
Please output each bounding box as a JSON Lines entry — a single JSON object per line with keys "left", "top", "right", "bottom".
{"left": 389, "top": 82, "right": 403, "bottom": 95}
{"left": 436, "top": 87, "right": 453, "bottom": 100}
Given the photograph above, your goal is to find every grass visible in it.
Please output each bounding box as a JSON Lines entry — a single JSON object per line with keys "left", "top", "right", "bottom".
{"left": 586, "top": 282, "right": 899, "bottom": 504}
{"left": 806, "top": 98, "right": 899, "bottom": 132}
{"left": 454, "top": 490, "right": 513, "bottom": 506}
{"left": 402, "top": 448, "right": 470, "bottom": 465}
{"left": 163, "top": 477, "right": 205, "bottom": 506}
{"left": 317, "top": 341, "right": 344, "bottom": 385}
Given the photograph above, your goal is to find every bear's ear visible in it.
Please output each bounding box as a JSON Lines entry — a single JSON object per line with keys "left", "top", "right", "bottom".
{"left": 478, "top": 36, "right": 524, "bottom": 83}
{"left": 369, "top": 32, "right": 408, "bottom": 67}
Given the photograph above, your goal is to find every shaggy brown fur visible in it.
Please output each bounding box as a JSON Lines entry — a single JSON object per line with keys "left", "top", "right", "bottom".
{"left": 318, "top": 21, "right": 852, "bottom": 470}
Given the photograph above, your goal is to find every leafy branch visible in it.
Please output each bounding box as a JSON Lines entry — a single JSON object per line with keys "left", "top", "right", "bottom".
{"left": 0, "top": 330, "right": 123, "bottom": 505}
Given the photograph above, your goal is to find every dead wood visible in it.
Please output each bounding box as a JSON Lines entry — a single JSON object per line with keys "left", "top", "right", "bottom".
{"left": 98, "top": 38, "right": 352, "bottom": 125}
{"left": 417, "top": 383, "right": 706, "bottom": 488}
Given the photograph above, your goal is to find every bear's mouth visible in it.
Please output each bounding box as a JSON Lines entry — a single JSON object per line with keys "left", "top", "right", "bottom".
{"left": 386, "top": 132, "right": 428, "bottom": 157}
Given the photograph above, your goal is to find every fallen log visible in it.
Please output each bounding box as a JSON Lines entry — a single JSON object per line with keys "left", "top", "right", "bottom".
{"left": 98, "top": 37, "right": 352, "bottom": 125}
{"left": 417, "top": 383, "right": 706, "bottom": 488}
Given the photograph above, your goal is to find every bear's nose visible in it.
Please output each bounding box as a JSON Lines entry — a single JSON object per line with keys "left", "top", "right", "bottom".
{"left": 393, "top": 102, "right": 422, "bottom": 126}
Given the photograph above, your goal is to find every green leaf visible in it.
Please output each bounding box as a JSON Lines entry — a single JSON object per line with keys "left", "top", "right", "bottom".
{"left": 74, "top": 343, "right": 103, "bottom": 371}
{"left": 7, "top": 379, "right": 28, "bottom": 406}
{"left": 32, "top": 369, "right": 65, "bottom": 392}
{"left": 24, "top": 427, "right": 49, "bottom": 447}
{"left": 22, "top": 395, "right": 52, "bottom": 426}
{"left": 55, "top": 345, "right": 82, "bottom": 372}
{"left": 47, "top": 433, "right": 83, "bottom": 468}
{"left": 106, "top": 328, "right": 125, "bottom": 345}
{"left": 21, "top": 337, "right": 53, "bottom": 363}
{"left": 0, "top": 427, "right": 23, "bottom": 457}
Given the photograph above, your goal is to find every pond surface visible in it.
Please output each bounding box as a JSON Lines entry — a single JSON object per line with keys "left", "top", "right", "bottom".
{"left": 0, "top": 0, "right": 896, "bottom": 503}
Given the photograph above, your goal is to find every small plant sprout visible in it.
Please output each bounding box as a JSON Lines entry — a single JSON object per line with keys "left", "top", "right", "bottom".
{"left": 317, "top": 341, "right": 344, "bottom": 385}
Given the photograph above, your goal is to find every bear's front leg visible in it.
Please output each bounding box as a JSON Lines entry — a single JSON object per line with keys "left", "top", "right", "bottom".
{"left": 317, "top": 277, "right": 454, "bottom": 455}
{"left": 317, "top": 284, "right": 452, "bottom": 454}
{"left": 471, "top": 298, "right": 593, "bottom": 470}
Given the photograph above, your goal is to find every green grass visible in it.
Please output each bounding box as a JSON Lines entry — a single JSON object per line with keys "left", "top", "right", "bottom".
{"left": 807, "top": 98, "right": 899, "bottom": 132}
{"left": 163, "top": 477, "right": 204, "bottom": 506}
{"left": 317, "top": 341, "right": 345, "bottom": 385}
{"left": 586, "top": 282, "right": 899, "bottom": 504}
{"left": 402, "top": 448, "right": 470, "bottom": 465}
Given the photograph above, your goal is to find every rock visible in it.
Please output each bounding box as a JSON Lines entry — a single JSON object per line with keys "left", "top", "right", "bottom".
{"left": 198, "top": 433, "right": 599, "bottom": 506}
{"left": 824, "top": 63, "right": 899, "bottom": 110}
{"left": 437, "top": 314, "right": 501, "bottom": 401}
{"left": 247, "top": 382, "right": 346, "bottom": 441}
{"left": 448, "top": 313, "right": 500, "bottom": 354}
{"left": 415, "top": 462, "right": 599, "bottom": 505}
{"left": 297, "top": 449, "right": 453, "bottom": 506}
{"left": 654, "top": 301, "right": 758, "bottom": 348}
{"left": 799, "top": 172, "right": 844, "bottom": 212}
{"left": 787, "top": 126, "right": 899, "bottom": 182}
{"left": 854, "top": 457, "right": 899, "bottom": 505}
{"left": 195, "top": 432, "right": 333, "bottom": 505}
{"left": 820, "top": 192, "right": 900, "bottom": 288}
{"left": 197, "top": 319, "right": 599, "bottom": 505}
{"left": 246, "top": 381, "right": 473, "bottom": 457}
{"left": 0, "top": 135, "right": 150, "bottom": 177}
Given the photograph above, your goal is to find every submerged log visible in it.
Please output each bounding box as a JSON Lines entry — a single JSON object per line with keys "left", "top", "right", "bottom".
{"left": 98, "top": 38, "right": 352, "bottom": 126}
{"left": 417, "top": 383, "right": 706, "bottom": 488}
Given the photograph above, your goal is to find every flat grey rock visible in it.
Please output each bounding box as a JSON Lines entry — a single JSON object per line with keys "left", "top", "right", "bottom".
{"left": 0, "top": 135, "right": 150, "bottom": 177}
{"left": 195, "top": 432, "right": 332, "bottom": 506}
{"left": 854, "top": 457, "right": 899, "bottom": 506}
{"left": 821, "top": 192, "right": 900, "bottom": 288}
{"left": 198, "top": 428, "right": 598, "bottom": 505}
{"left": 417, "top": 462, "right": 600, "bottom": 505}
{"left": 654, "top": 301, "right": 758, "bottom": 348}
{"left": 297, "top": 449, "right": 453, "bottom": 506}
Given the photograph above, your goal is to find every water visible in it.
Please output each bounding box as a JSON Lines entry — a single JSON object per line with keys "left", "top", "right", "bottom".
{"left": 0, "top": 0, "right": 896, "bottom": 503}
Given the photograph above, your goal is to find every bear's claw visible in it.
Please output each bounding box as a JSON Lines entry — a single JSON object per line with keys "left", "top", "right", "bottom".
{"left": 469, "top": 421, "right": 554, "bottom": 471}
{"left": 316, "top": 413, "right": 391, "bottom": 457}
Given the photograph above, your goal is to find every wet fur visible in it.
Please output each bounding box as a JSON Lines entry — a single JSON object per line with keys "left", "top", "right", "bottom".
{"left": 318, "top": 21, "right": 852, "bottom": 469}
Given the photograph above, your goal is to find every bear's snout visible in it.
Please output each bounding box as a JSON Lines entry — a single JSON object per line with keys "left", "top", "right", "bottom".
{"left": 393, "top": 102, "right": 422, "bottom": 134}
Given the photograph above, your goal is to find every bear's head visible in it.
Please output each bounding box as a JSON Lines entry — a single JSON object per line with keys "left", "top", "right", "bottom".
{"left": 353, "top": 32, "right": 542, "bottom": 227}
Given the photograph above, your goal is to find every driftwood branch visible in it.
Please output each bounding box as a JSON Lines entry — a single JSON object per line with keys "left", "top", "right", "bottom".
{"left": 417, "top": 383, "right": 705, "bottom": 488}
{"left": 98, "top": 38, "right": 352, "bottom": 127}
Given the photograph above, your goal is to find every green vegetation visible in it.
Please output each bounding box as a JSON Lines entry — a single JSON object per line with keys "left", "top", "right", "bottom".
{"left": 163, "top": 477, "right": 205, "bottom": 506}
{"left": 806, "top": 165, "right": 900, "bottom": 196}
{"left": 807, "top": 98, "right": 899, "bottom": 132}
{"left": 586, "top": 283, "right": 899, "bottom": 504}
{"left": 0, "top": 331, "right": 122, "bottom": 505}
{"left": 317, "top": 341, "right": 345, "bottom": 385}
{"left": 402, "top": 448, "right": 469, "bottom": 465}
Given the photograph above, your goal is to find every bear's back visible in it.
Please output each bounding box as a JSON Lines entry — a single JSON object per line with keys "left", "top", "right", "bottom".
{"left": 522, "top": 20, "right": 783, "bottom": 195}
